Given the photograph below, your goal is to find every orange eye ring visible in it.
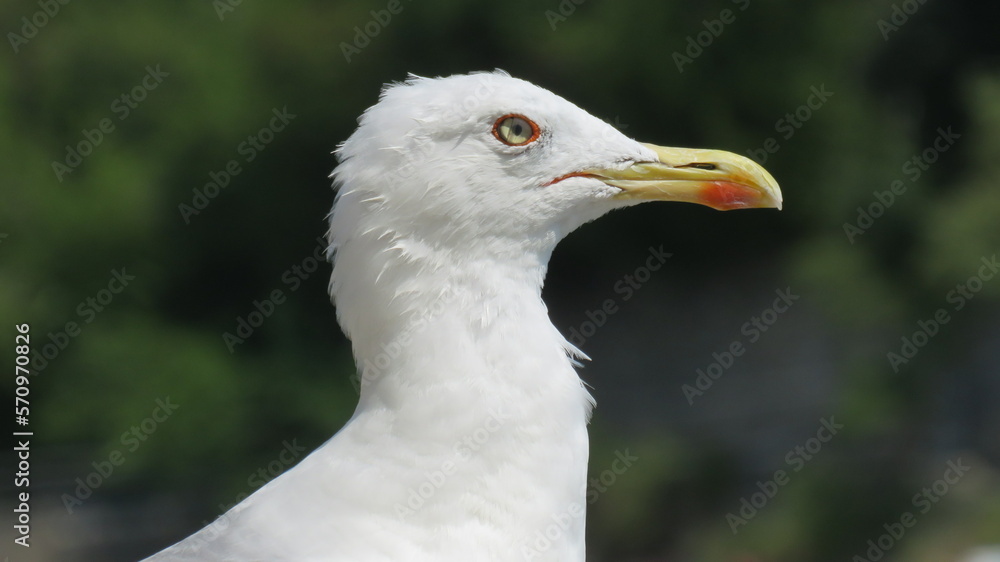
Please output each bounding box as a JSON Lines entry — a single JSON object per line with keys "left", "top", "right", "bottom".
{"left": 492, "top": 114, "right": 541, "bottom": 146}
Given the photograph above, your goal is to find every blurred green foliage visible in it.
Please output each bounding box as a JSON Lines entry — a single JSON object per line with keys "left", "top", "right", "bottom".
{"left": 2, "top": 0, "right": 999, "bottom": 560}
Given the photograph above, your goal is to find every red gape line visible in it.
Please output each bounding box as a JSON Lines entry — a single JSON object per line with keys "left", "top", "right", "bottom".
{"left": 543, "top": 172, "right": 599, "bottom": 187}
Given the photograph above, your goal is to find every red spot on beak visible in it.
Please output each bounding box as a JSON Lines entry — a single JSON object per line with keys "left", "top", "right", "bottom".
{"left": 699, "top": 181, "right": 764, "bottom": 211}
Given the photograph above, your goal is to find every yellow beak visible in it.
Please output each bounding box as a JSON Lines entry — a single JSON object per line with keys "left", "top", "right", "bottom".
{"left": 589, "top": 143, "right": 782, "bottom": 211}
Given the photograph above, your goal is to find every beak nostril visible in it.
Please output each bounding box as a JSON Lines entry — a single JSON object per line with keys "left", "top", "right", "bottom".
{"left": 678, "top": 163, "right": 717, "bottom": 171}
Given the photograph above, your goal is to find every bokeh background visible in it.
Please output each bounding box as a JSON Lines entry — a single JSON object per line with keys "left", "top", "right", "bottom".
{"left": 3, "top": 0, "right": 1000, "bottom": 560}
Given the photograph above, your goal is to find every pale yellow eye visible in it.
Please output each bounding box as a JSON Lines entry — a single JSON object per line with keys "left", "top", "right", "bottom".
{"left": 493, "top": 114, "right": 540, "bottom": 146}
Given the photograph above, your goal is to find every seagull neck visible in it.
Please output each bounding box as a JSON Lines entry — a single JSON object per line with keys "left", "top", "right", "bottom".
{"left": 334, "top": 233, "right": 588, "bottom": 413}
{"left": 331, "top": 231, "right": 592, "bottom": 559}
{"left": 353, "top": 245, "right": 558, "bottom": 391}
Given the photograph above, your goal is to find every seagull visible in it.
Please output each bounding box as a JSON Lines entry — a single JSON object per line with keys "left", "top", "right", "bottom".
{"left": 144, "top": 70, "right": 781, "bottom": 562}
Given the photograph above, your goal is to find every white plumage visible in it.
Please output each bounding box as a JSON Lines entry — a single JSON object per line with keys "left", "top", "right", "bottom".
{"left": 145, "top": 71, "right": 780, "bottom": 561}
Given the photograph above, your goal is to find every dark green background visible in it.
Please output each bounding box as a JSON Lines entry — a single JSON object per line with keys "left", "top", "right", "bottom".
{"left": 2, "top": 0, "right": 999, "bottom": 560}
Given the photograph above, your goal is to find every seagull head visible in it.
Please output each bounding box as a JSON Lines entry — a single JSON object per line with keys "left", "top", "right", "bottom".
{"left": 331, "top": 71, "right": 780, "bottom": 262}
